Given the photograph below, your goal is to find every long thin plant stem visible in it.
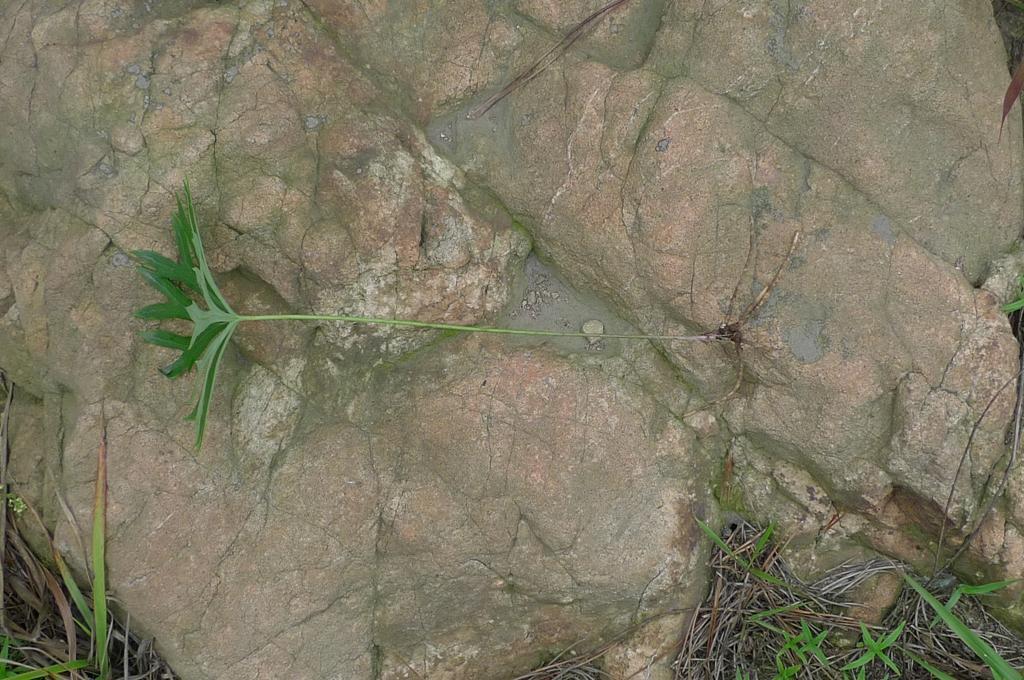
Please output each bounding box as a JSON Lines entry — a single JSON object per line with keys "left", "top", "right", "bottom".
{"left": 136, "top": 180, "right": 742, "bottom": 449}
{"left": 468, "top": 0, "right": 635, "bottom": 118}
{"left": 238, "top": 313, "right": 713, "bottom": 342}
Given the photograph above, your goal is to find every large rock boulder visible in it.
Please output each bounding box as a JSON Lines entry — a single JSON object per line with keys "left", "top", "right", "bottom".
{"left": 1, "top": 0, "right": 1022, "bottom": 677}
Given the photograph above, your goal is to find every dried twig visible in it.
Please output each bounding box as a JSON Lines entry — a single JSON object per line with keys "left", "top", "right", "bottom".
{"left": 934, "top": 311, "right": 1024, "bottom": 576}
{"left": 682, "top": 231, "right": 802, "bottom": 416}
{"left": 676, "top": 519, "right": 1024, "bottom": 679}
{"left": 467, "top": 0, "right": 636, "bottom": 119}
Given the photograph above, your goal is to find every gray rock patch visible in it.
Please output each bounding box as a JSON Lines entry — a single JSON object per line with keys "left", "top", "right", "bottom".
{"left": 784, "top": 318, "right": 826, "bottom": 364}
{"left": 871, "top": 215, "right": 895, "bottom": 244}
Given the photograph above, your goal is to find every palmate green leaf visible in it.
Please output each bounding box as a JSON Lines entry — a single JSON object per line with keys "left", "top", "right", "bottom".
{"left": 180, "top": 180, "right": 233, "bottom": 315}
{"left": 134, "top": 249, "right": 199, "bottom": 291}
{"left": 799, "top": 622, "right": 829, "bottom": 666}
{"left": 879, "top": 619, "right": 905, "bottom": 648}
{"left": 840, "top": 623, "right": 901, "bottom": 674}
{"left": 136, "top": 181, "right": 244, "bottom": 449}
{"left": 141, "top": 330, "right": 191, "bottom": 351}
{"left": 135, "top": 302, "right": 189, "bottom": 321}
{"left": 138, "top": 178, "right": 739, "bottom": 450}
{"left": 160, "top": 322, "right": 226, "bottom": 378}
{"left": 137, "top": 268, "right": 192, "bottom": 309}
{"left": 841, "top": 646, "right": 874, "bottom": 671}
{"left": 172, "top": 196, "right": 196, "bottom": 269}
{"left": 185, "top": 321, "right": 238, "bottom": 449}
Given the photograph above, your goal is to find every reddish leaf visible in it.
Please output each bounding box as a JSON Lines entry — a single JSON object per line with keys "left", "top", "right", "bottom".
{"left": 41, "top": 567, "right": 77, "bottom": 662}
{"left": 1000, "top": 60, "right": 1024, "bottom": 141}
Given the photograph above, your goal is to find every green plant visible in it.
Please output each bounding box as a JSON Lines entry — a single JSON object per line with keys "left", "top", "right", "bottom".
{"left": 0, "top": 393, "right": 170, "bottom": 677}
{"left": 4, "top": 494, "right": 25, "bottom": 517}
{"left": 773, "top": 621, "right": 829, "bottom": 678}
{"left": 135, "top": 181, "right": 707, "bottom": 449}
{"left": 0, "top": 637, "right": 89, "bottom": 680}
{"left": 685, "top": 519, "right": 1024, "bottom": 679}
{"left": 47, "top": 429, "right": 111, "bottom": 678}
{"left": 928, "top": 578, "right": 1019, "bottom": 628}
{"left": 903, "top": 574, "right": 1023, "bottom": 680}
{"left": 1003, "top": 275, "right": 1024, "bottom": 313}
{"left": 695, "top": 517, "right": 790, "bottom": 589}
{"left": 0, "top": 437, "right": 110, "bottom": 679}
{"left": 90, "top": 429, "right": 109, "bottom": 677}
{"left": 840, "top": 621, "right": 904, "bottom": 676}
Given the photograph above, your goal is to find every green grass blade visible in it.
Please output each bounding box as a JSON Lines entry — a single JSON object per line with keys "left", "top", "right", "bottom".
{"left": 928, "top": 582, "right": 1012, "bottom": 628}
{"left": 694, "top": 517, "right": 789, "bottom": 588}
{"left": 841, "top": 652, "right": 875, "bottom": 672}
{"left": 955, "top": 580, "right": 1019, "bottom": 596}
{"left": 938, "top": 589, "right": 965, "bottom": 622}
{"left": 903, "top": 574, "right": 1022, "bottom": 680}
{"left": 877, "top": 649, "right": 900, "bottom": 675}
{"left": 904, "top": 650, "right": 957, "bottom": 680}
{"left": 748, "top": 604, "right": 809, "bottom": 638}
{"left": 1002, "top": 298, "right": 1024, "bottom": 313}
{"left": 749, "top": 619, "right": 787, "bottom": 635}
{"left": 880, "top": 620, "right": 905, "bottom": 648}
{"left": 53, "top": 551, "right": 93, "bottom": 634}
{"left": 5, "top": 660, "right": 90, "bottom": 680}
{"left": 1003, "top": 277, "right": 1024, "bottom": 313}
{"left": 841, "top": 625, "right": 877, "bottom": 672}
{"left": 695, "top": 517, "right": 743, "bottom": 559}
{"left": 92, "top": 429, "right": 109, "bottom": 678}
{"left": 753, "top": 523, "right": 774, "bottom": 559}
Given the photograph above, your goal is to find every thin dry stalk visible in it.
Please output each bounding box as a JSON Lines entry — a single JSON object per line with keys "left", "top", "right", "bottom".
{"left": 885, "top": 575, "right": 1024, "bottom": 678}
{"left": 0, "top": 375, "right": 178, "bottom": 679}
{"left": 513, "top": 609, "right": 688, "bottom": 680}
{"left": 675, "top": 520, "right": 1024, "bottom": 679}
{"left": 468, "top": 0, "right": 635, "bottom": 119}
{"left": 935, "top": 309, "right": 1024, "bottom": 575}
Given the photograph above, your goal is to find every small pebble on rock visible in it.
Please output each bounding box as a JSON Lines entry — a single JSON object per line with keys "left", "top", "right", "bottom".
{"left": 582, "top": 319, "right": 604, "bottom": 339}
